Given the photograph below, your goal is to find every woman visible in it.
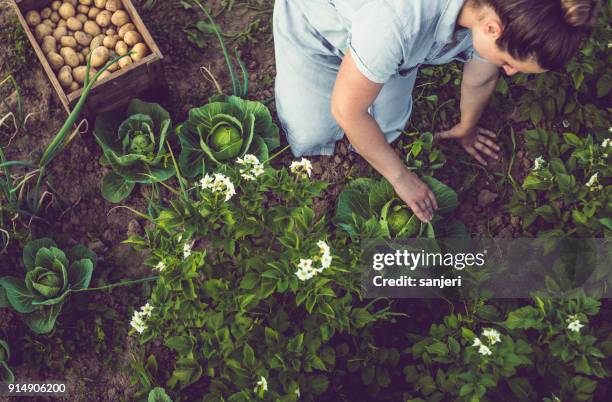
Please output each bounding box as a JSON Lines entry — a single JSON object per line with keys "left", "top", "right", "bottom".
{"left": 273, "top": 0, "right": 599, "bottom": 222}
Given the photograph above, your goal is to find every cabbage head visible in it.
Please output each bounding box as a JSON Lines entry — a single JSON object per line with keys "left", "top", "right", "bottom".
{"left": 0, "top": 238, "right": 96, "bottom": 334}
{"left": 94, "top": 99, "right": 174, "bottom": 203}
{"left": 177, "top": 96, "right": 280, "bottom": 178}
{"left": 334, "top": 176, "right": 465, "bottom": 240}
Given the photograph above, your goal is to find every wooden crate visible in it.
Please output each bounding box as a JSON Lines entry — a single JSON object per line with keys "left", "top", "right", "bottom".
{"left": 11, "top": 0, "right": 165, "bottom": 115}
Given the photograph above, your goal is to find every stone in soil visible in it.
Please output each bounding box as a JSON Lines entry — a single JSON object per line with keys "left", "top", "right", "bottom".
{"left": 477, "top": 189, "right": 498, "bottom": 207}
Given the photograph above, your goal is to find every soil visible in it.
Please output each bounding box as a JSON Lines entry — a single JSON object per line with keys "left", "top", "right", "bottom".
{"left": 0, "top": 0, "right": 540, "bottom": 400}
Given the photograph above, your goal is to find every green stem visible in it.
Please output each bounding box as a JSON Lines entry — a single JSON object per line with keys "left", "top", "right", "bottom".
{"left": 192, "top": 0, "right": 239, "bottom": 96}
{"left": 73, "top": 276, "right": 159, "bottom": 292}
{"left": 264, "top": 145, "right": 290, "bottom": 164}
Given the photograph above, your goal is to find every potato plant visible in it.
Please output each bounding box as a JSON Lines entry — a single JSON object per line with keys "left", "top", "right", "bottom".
{"left": 509, "top": 129, "right": 611, "bottom": 237}
{"left": 124, "top": 158, "right": 396, "bottom": 400}
{"left": 402, "top": 295, "right": 607, "bottom": 401}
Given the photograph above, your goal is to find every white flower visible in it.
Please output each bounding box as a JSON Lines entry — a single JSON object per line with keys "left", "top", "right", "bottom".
{"left": 183, "top": 242, "right": 193, "bottom": 259}
{"left": 296, "top": 268, "right": 314, "bottom": 281}
{"left": 317, "top": 240, "right": 330, "bottom": 256}
{"left": 533, "top": 156, "right": 545, "bottom": 171}
{"left": 130, "top": 311, "right": 146, "bottom": 333}
{"left": 141, "top": 302, "right": 153, "bottom": 316}
{"left": 290, "top": 158, "right": 313, "bottom": 178}
{"left": 320, "top": 253, "right": 332, "bottom": 269}
{"left": 478, "top": 344, "right": 493, "bottom": 356}
{"left": 199, "top": 174, "right": 214, "bottom": 190}
{"left": 298, "top": 258, "right": 313, "bottom": 270}
{"left": 472, "top": 337, "right": 483, "bottom": 347}
{"left": 602, "top": 138, "right": 611, "bottom": 148}
{"left": 295, "top": 388, "right": 300, "bottom": 398}
{"left": 562, "top": 120, "right": 570, "bottom": 129}
{"left": 566, "top": 315, "right": 584, "bottom": 333}
{"left": 238, "top": 154, "right": 265, "bottom": 181}
{"left": 130, "top": 303, "right": 153, "bottom": 333}
{"left": 296, "top": 259, "right": 316, "bottom": 281}
{"left": 586, "top": 172, "right": 599, "bottom": 191}
{"left": 237, "top": 154, "right": 260, "bottom": 165}
{"left": 296, "top": 241, "right": 334, "bottom": 280}
{"left": 255, "top": 376, "right": 268, "bottom": 393}
{"left": 482, "top": 328, "right": 501, "bottom": 345}
{"left": 200, "top": 173, "right": 236, "bottom": 201}
{"left": 154, "top": 261, "right": 166, "bottom": 271}
{"left": 252, "top": 163, "right": 264, "bottom": 176}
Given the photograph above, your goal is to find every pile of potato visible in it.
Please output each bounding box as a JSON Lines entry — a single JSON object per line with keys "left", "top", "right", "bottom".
{"left": 26, "top": 0, "right": 150, "bottom": 94}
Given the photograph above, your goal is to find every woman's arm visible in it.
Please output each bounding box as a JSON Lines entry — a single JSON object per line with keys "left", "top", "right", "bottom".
{"left": 331, "top": 51, "right": 437, "bottom": 223}
{"left": 435, "top": 58, "right": 502, "bottom": 165}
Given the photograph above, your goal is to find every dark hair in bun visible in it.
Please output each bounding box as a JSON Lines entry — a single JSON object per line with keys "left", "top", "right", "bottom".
{"left": 473, "top": 0, "right": 601, "bottom": 70}
{"left": 561, "top": 0, "right": 599, "bottom": 27}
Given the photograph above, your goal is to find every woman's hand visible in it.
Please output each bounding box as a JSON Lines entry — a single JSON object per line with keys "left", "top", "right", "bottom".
{"left": 390, "top": 169, "right": 438, "bottom": 223}
{"left": 435, "top": 124, "right": 500, "bottom": 166}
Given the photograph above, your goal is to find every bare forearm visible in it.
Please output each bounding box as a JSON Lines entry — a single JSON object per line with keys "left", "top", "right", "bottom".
{"left": 459, "top": 76, "right": 498, "bottom": 128}
{"left": 339, "top": 114, "right": 407, "bottom": 183}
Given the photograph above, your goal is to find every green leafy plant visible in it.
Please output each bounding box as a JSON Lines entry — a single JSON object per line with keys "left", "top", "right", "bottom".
{"left": 509, "top": 129, "right": 611, "bottom": 237}
{"left": 0, "top": 238, "right": 96, "bottom": 334}
{"left": 177, "top": 96, "right": 280, "bottom": 178}
{"left": 0, "top": 339, "right": 14, "bottom": 382}
{"left": 402, "top": 132, "right": 447, "bottom": 176}
{"left": 334, "top": 176, "right": 464, "bottom": 240}
{"left": 403, "top": 312, "right": 532, "bottom": 401}
{"left": 94, "top": 99, "right": 174, "bottom": 203}
{"left": 124, "top": 157, "right": 396, "bottom": 399}
{"left": 148, "top": 387, "right": 173, "bottom": 402}
{"left": 402, "top": 294, "right": 608, "bottom": 401}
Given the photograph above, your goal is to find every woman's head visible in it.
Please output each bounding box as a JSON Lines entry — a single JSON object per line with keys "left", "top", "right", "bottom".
{"left": 468, "top": 0, "right": 600, "bottom": 75}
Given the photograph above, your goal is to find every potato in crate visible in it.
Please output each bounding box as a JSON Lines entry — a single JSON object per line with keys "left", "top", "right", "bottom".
{"left": 11, "top": 0, "right": 165, "bottom": 114}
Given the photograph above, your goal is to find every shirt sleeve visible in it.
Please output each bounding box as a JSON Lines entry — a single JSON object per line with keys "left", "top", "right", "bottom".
{"left": 347, "top": 1, "right": 405, "bottom": 84}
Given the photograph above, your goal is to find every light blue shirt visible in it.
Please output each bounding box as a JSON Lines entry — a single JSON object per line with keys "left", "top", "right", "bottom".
{"left": 296, "top": 0, "right": 487, "bottom": 83}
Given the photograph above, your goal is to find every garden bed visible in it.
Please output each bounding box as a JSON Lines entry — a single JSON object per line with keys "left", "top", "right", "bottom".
{"left": 0, "top": 0, "right": 610, "bottom": 401}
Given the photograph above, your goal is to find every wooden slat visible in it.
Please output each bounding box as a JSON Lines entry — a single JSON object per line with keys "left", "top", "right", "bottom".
{"left": 14, "top": 0, "right": 52, "bottom": 12}
{"left": 122, "top": 0, "right": 163, "bottom": 59}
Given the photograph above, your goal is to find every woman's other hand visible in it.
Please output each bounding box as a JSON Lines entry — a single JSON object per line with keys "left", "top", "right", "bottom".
{"left": 435, "top": 124, "right": 500, "bottom": 166}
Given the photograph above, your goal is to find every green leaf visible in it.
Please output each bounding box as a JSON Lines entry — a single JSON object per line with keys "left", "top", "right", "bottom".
{"left": 459, "top": 383, "right": 474, "bottom": 397}
{"left": 22, "top": 303, "right": 63, "bottom": 334}
{"left": 67, "top": 245, "right": 97, "bottom": 269}
{"left": 368, "top": 179, "right": 395, "bottom": 212}
{"left": 507, "top": 378, "right": 534, "bottom": 400}
{"left": 335, "top": 178, "right": 375, "bottom": 224}
{"left": 148, "top": 387, "right": 173, "bottom": 402}
{"left": 101, "top": 171, "right": 135, "bottom": 203}
{"left": 239, "top": 272, "right": 258, "bottom": 290}
{"left": 425, "top": 342, "right": 449, "bottom": 356}
{"left": 23, "top": 238, "right": 57, "bottom": 271}
{"left": 503, "top": 306, "right": 541, "bottom": 329}
{"left": 165, "top": 336, "right": 195, "bottom": 356}
{"left": 0, "top": 277, "right": 37, "bottom": 313}
{"left": 422, "top": 176, "right": 458, "bottom": 214}
{"left": 242, "top": 343, "right": 255, "bottom": 367}
{"left": 0, "top": 361, "right": 14, "bottom": 383}
{"left": 319, "top": 302, "right": 335, "bottom": 318}
{"left": 67, "top": 259, "right": 94, "bottom": 290}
